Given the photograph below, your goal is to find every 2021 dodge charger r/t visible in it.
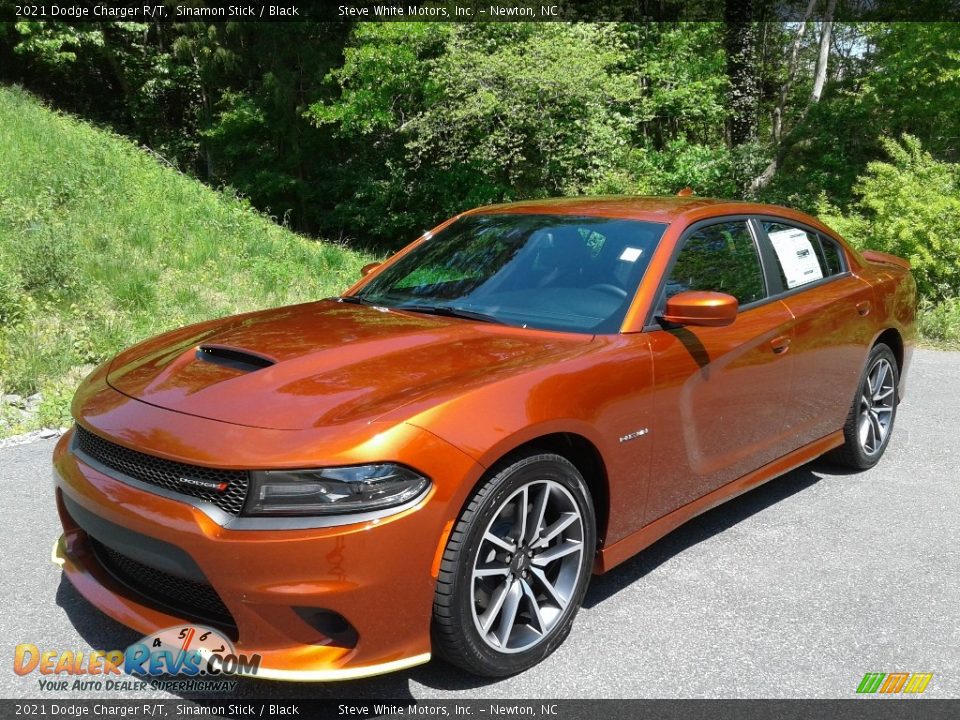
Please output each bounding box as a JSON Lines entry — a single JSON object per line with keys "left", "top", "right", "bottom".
{"left": 52, "top": 196, "right": 916, "bottom": 679}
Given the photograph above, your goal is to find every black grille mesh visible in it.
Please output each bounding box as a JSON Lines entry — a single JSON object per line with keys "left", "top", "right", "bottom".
{"left": 92, "top": 540, "right": 234, "bottom": 626}
{"left": 74, "top": 425, "right": 249, "bottom": 515}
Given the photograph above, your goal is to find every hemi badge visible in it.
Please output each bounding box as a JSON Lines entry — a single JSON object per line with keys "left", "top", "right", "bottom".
{"left": 619, "top": 428, "right": 649, "bottom": 443}
{"left": 178, "top": 477, "right": 228, "bottom": 492}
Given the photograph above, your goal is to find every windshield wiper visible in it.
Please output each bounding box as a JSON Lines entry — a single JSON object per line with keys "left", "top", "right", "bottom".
{"left": 333, "top": 295, "right": 372, "bottom": 305}
{"left": 395, "top": 304, "right": 505, "bottom": 325}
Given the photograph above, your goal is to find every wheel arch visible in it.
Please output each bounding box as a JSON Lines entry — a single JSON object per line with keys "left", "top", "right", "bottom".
{"left": 474, "top": 432, "right": 610, "bottom": 552}
{"left": 874, "top": 327, "right": 904, "bottom": 376}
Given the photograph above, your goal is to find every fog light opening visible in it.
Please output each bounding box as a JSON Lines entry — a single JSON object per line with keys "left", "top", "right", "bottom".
{"left": 293, "top": 608, "right": 359, "bottom": 649}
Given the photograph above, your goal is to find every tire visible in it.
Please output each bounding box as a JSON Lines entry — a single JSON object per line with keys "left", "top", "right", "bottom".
{"left": 831, "top": 343, "right": 899, "bottom": 469}
{"left": 432, "top": 452, "right": 596, "bottom": 677}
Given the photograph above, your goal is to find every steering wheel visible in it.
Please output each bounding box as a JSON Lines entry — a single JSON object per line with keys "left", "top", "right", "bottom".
{"left": 588, "top": 283, "right": 628, "bottom": 299}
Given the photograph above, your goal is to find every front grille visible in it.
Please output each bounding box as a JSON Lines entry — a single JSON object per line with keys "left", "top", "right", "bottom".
{"left": 74, "top": 425, "right": 249, "bottom": 515}
{"left": 92, "top": 540, "right": 235, "bottom": 628}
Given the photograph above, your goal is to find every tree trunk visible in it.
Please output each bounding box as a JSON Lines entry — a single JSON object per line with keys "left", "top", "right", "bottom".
{"left": 773, "top": 0, "right": 818, "bottom": 145}
{"left": 749, "top": 0, "right": 837, "bottom": 194}
{"left": 724, "top": 0, "right": 758, "bottom": 148}
{"left": 810, "top": 6, "right": 836, "bottom": 104}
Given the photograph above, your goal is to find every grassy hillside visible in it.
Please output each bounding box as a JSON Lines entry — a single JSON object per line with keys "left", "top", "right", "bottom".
{"left": 0, "top": 86, "right": 371, "bottom": 437}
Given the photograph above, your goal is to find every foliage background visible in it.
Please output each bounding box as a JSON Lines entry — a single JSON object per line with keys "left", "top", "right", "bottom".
{"left": 3, "top": 19, "right": 958, "bottom": 249}
{"left": 1, "top": 15, "right": 959, "bottom": 433}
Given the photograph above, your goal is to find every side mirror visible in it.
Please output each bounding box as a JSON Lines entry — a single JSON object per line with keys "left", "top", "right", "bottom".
{"left": 660, "top": 290, "right": 738, "bottom": 327}
{"left": 360, "top": 262, "right": 382, "bottom": 277}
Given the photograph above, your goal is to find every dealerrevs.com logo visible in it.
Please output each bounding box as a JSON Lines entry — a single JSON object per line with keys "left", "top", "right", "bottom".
{"left": 13, "top": 625, "right": 260, "bottom": 692}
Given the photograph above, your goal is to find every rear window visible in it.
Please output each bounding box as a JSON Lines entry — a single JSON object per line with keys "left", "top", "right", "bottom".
{"left": 817, "top": 234, "right": 845, "bottom": 275}
{"left": 761, "top": 221, "right": 843, "bottom": 290}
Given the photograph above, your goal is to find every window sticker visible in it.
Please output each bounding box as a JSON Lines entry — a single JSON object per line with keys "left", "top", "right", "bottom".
{"left": 619, "top": 247, "right": 643, "bottom": 262}
{"left": 768, "top": 227, "right": 823, "bottom": 288}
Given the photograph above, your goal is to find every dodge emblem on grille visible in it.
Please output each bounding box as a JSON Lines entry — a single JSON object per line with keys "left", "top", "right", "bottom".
{"left": 178, "top": 476, "right": 229, "bottom": 492}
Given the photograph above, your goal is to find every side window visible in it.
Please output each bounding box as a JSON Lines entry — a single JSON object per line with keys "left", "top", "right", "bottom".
{"left": 665, "top": 221, "right": 765, "bottom": 305}
{"left": 761, "top": 220, "right": 842, "bottom": 290}
{"left": 818, "top": 234, "right": 845, "bottom": 275}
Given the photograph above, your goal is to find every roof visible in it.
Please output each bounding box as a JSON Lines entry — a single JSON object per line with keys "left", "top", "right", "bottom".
{"left": 467, "top": 195, "right": 805, "bottom": 225}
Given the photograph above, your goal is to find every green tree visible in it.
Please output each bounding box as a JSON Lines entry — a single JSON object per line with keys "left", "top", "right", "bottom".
{"left": 819, "top": 135, "right": 960, "bottom": 301}
{"left": 8, "top": 21, "right": 200, "bottom": 164}
{"left": 312, "top": 23, "right": 647, "bottom": 245}
{"left": 312, "top": 22, "right": 742, "bottom": 245}
{"left": 762, "top": 22, "right": 960, "bottom": 209}
{"left": 186, "top": 23, "right": 350, "bottom": 234}
{"left": 858, "top": 23, "right": 960, "bottom": 162}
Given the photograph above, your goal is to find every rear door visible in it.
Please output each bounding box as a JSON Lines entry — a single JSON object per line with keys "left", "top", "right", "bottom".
{"left": 753, "top": 218, "right": 876, "bottom": 447}
{"left": 645, "top": 219, "right": 797, "bottom": 523}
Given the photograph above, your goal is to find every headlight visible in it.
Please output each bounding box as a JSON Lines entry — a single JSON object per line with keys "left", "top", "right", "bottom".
{"left": 244, "top": 464, "right": 430, "bottom": 517}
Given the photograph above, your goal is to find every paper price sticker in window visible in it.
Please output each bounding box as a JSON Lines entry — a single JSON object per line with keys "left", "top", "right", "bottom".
{"left": 768, "top": 228, "right": 823, "bottom": 288}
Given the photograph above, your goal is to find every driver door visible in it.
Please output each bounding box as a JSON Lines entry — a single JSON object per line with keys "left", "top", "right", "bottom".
{"left": 644, "top": 219, "right": 797, "bottom": 523}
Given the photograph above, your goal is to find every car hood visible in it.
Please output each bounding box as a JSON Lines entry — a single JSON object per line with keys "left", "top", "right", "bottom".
{"left": 106, "top": 300, "right": 594, "bottom": 430}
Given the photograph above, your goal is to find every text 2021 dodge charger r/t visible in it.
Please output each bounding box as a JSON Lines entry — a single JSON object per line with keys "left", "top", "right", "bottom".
{"left": 52, "top": 196, "right": 916, "bottom": 679}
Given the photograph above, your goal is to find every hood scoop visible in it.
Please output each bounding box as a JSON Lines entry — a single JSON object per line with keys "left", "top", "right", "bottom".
{"left": 195, "top": 345, "right": 275, "bottom": 373}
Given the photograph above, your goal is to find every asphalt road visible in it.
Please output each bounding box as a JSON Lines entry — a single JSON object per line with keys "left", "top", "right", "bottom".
{"left": 2, "top": 348, "right": 958, "bottom": 700}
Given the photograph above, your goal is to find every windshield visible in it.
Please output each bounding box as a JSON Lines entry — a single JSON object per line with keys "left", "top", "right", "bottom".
{"left": 355, "top": 214, "right": 667, "bottom": 333}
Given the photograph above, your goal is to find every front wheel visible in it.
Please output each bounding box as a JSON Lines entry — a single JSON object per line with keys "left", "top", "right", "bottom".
{"left": 831, "top": 343, "right": 899, "bottom": 469}
{"left": 432, "top": 453, "right": 596, "bottom": 677}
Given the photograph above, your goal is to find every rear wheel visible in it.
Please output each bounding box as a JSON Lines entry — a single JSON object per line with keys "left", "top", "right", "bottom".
{"left": 831, "top": 343, "right": 899, "bottom": 469}
{"left": 432, "top": 453, "right": 595, "bottom": 677}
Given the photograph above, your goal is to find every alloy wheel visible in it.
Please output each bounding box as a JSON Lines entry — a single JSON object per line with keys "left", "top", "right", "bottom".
{"left": 470, "top": 479, "right": 585, "bottom": 654}
{"left": 858, "top": 356, "right": 896, "bottom": 455}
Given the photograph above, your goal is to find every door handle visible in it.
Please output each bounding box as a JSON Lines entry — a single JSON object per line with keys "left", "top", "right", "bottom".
{"left": 770, "top": 336, "right": 791, "bottom": 354}
{"left": 856, "top": 301, "right": 871, "bottom": 317}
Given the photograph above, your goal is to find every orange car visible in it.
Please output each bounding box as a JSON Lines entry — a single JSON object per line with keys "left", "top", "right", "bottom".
{"left": 53, "top": 197, "right": 916, "bottom": 679}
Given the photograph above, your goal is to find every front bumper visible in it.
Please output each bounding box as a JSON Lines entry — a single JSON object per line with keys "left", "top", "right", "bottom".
{"left": 52, "top": 419, "right": 481, "bottom": 681}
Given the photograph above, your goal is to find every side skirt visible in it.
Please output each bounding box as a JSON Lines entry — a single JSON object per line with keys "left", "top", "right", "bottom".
{"left": 593, "top": 430, "right": 844, "bottom": 573}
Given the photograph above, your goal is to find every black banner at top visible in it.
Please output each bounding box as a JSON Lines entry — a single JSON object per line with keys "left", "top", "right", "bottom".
{"left": 4, "top": 0, "right": 960, "bottom": 23}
